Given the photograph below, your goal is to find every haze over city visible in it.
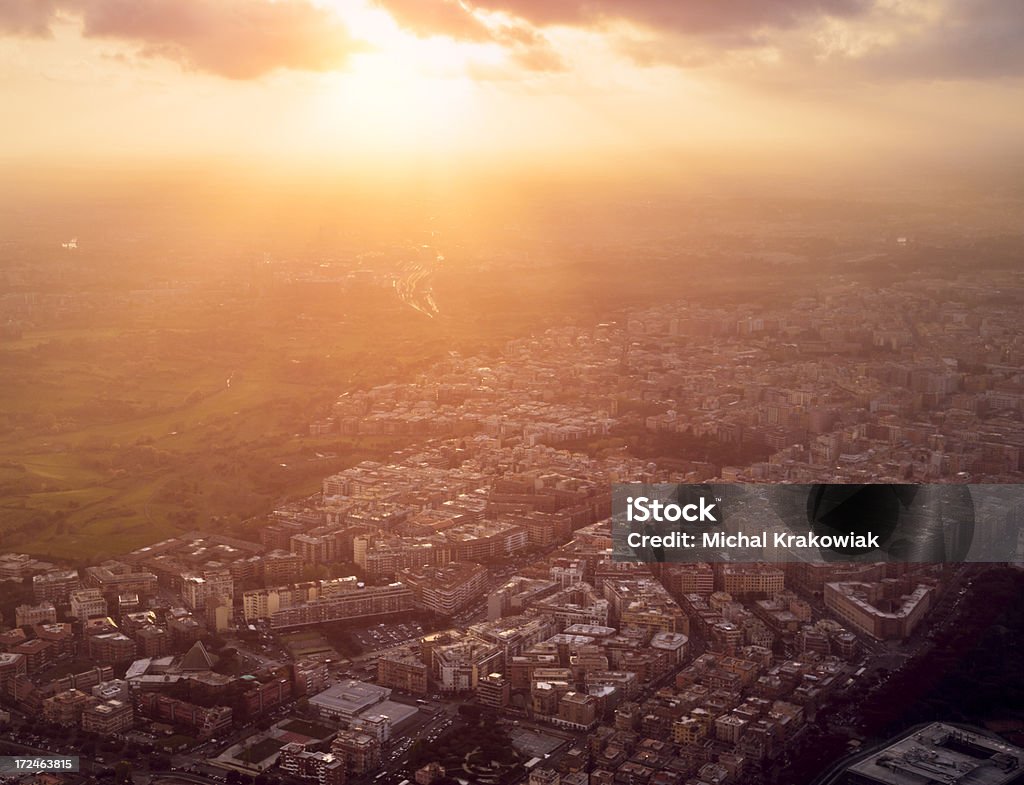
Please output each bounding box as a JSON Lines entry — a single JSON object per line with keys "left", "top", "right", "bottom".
{"left": 2, "top": 3, "right": 1024, "bottom": 785}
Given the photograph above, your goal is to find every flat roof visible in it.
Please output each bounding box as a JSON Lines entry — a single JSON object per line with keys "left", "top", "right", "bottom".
{"left": 309, "top": 680, "right": 391, "bottom": 714}
{"left": 846, "top": 723, "right": 1024, "bottom": 785}
{"left": 360, "top": 700, "right": 418, "bottom": 729}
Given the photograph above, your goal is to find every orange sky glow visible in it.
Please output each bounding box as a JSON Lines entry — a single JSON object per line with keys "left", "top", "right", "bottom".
{"left": 1, "top": 0, "right": 1023, "bottom": 183}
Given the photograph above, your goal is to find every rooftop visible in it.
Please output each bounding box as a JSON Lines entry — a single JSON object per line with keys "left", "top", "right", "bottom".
{"left": 310, "top": 679, "right": 391, "bottom": 715}
{"left": 846, "top": 723, "right": 1024, "bottom": 785}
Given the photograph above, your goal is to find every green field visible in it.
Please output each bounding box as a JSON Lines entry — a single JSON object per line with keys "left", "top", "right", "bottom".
{"left": 234, "top": 736, "right": 285, "bottom": 766}
{"left": 0, "top": 235, "right": 819, "bottom": 562}
{"left": 0, "top": 281, "right": 445, "bottom": 561}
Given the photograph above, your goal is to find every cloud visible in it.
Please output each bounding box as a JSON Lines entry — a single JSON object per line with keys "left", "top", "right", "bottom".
{"left": 77, "top": 0, "right": 369, "bottom": 79}
{"left": 372, "top": 0, "right": 872, "bottom": 75}
{"left": 375, "top": 0, "right": 492, "bottom": 41}
{"left": 367, "top": 0, "right": 564, "bottom": 74}
{"left": 853, "top": 0, "right": 1024, "bottom": 80}
{"left": 0, "top": 0, "right": 368, "bottom": 79}
{"left": 510, "top": 39, "right": 564, "bottom": 72}
{"left": 0, "top": 0, "right": 59, "bottom": 37}
{"left": 375, "top": 0, "right": 1024, "bottom": 83}
{"left": 724, "top": 0, "right": 1024, "bottom": 84}
{"left": 378, "top": 0, "right": 873, "bottom": 37}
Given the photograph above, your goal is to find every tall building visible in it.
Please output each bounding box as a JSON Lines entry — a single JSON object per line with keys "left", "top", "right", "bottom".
{"left": 824, "top": 581, "right": 934, "bottom": 640}
{"left": 205, "top": 595, "right": 233, "bottom": 632}
{"left": 354, "top": 534, "right": 450, "bottom": 580}
{"left": 290, "top": 533, "right": 339, "bottom": 566}
{"left": 42, "top": 689, "right": 96, "bottom": 726}
{"left": 550, "top": 559, "right": 586, "bottom": 587}
{"left": 262, "top": 550, "right": 303, "bottom": 585}
{"left": 350, "top": 714, "right": 391, "bottom": 744}
{"left": 87, "top": 632, "right": 136, "bottom": 664}
{"left": 34, "top": 622, "right": 74, "bottom": 660}
{"left": 603, "top": 578, "right": 688, "bottom": 634}
{"left": 398, "top": 563, "right": 489, "bottom": 617}
{"left": 15, "top": 602, "right": 57, "bottom": 627}
{"left": 181, "top": 571, "right": 233, "bottom": 611}
{"left": 69, "top": 589, "right": 108, "bottom": 625}
{"left": 443, "top": 521, "right": 528, "bottom": 561}
{"left": 278, "top": 743, "right": 346, "bottom": 785}
{"left": 663, "top": 564, "right": 715, "bottom": 596}
{"left": 476, "top": 672, "right": 510, "bottom": 709}
{"left": 167, "top": 611, "right": 202, "bottom": 649}
{"left": 84, "top": 563, "right": 158, "bottom": 598}
{"left": 135, "top": 693, "right": 233, "bottom": 739}
{"left": 487, "top": 577, "right": 559, "bottom": 620}
{"left": 532, "top": 584, "right": 610, "bottom": 627}
{"left": 81, "top": 699, "right": 134, "bottom": 734}
{"left": 721, "top": 566, "right": 785, "bottom": 599}
{"left": 432, "top": 638, "right": 502, "bottom": 693}
{"left": 269, "top": 582, "right": 414, "bottom": 629}
{"left": 136, "top": 625, "right": 170, "bottom": 657}
{"left": 32, "top": 570, "right": 80, "bottom": 606}
{"left": 0, "top": 553, "right": 54, "bottom": 581}
{"left": 293, "top": 659, "right": 331, "bottom": 696}
{"left": 243, "top": 586, "right": 301, "bottom": 622}
{"left": 331, "top": 729, "right": 381, "bottom": 776}
{"left": 12, "top": 637, "right": 53, "bottom": 673}
{"left": 650, "top": 632, "right": 690, "bottom": 664}
{"left": 377, "top": 651, "right": 429, "bottom": 695}
{"left": 0, "top": 653, "right": 27, "bottom": 700}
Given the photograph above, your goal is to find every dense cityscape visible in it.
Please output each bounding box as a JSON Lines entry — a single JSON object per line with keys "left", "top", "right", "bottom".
{"left": 3, "top": 1, "right": 1024, "bottom": 783}
{"left": 2, "top": 268, "right": 1024, "bottom": 785}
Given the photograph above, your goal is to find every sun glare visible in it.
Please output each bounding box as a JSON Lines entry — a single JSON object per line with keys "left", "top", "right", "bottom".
{"left": 303, "top": 0, "right": 488, "bottom": 158}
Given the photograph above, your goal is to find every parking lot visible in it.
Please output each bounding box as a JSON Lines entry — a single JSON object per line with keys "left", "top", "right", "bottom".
{"left": 352, "top": 621, "right": 425, "bottom": 651}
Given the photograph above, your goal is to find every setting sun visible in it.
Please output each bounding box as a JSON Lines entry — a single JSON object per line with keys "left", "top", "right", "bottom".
{"left": 1, "top": 1, "right": 1024, "bottom": 781}
{"left": 316, "top": 45, "right": 483, "bottom": 157}
{"left": 4, "top": 0, "right": 1021, "bottom": 178}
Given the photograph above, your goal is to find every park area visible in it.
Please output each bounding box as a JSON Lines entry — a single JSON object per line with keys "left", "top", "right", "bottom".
{"left": 410, "top": 717, "right": 525, "bottom": 785}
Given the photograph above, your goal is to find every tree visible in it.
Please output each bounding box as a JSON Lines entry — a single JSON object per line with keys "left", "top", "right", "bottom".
{"left": 206, "top": 634, "right": 227, "bottom": 651}
{"left": 457, "top": 704, "right": 482, "bottom": 724}
{"left": 408, "top": 739, "right": 426, "bottom": 767}
{"left": 114, "top": 761, "right": 133, "bottom": 784}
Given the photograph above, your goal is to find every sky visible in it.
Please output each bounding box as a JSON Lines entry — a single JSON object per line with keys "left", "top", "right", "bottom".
{"left": 2, "top": 0, "right": 1023, "bottom": 183}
